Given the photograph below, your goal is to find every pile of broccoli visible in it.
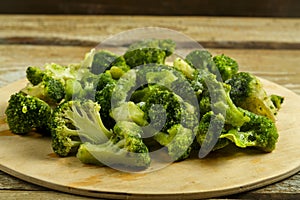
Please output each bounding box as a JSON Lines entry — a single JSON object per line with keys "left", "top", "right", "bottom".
{"left": 5, "top": 38, "right": 284, "bottom": 171}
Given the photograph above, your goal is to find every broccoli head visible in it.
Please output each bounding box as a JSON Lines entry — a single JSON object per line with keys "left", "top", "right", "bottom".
{"left": 226, "top": 72, "right": 277, "bottom": 121}
{"left": 154, "top": 124, "right": 194, "bottom": 161}
{"left": 270, "top": 94, "right": 284, "bottom": 111}
{"left": 196, "top": 111, "right": 230, "bottom": 156}
{"left": 49, "top": 100, "right": 112, "bottom": 157}
{"left": 128, "top": 38, "right": 176, "bottom": 56}
{"left": 142, "top": 86, "right": 198, "bottom": 132}
{"left": 22, "top": 76, "right": 65, "bottom": 104}
{"left": 213, "top": 54, "right": 239, "bottom": 81}
{"left": 220, "top": 108, "right": 279, "bottom": 152}
{"left": 5, "top": 92, "right": 52, "bottom": 135}
{"left": 185, "top": 50, "right": 219, "bottom": 77}
{"left": 76, "top": 121, "right": 151, "bottom": 170}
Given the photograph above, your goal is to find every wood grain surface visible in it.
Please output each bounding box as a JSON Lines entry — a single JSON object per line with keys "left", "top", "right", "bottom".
{"left": 0, "top": 15, "right": 299, "bottom": 199}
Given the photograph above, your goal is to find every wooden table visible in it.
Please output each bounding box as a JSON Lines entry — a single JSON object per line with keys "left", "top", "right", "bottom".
{"left": 0, "top": 15, "right": 299, "bottom": 199}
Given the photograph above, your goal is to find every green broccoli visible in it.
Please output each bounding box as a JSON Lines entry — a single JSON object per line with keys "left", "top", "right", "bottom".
{"left": 154, "top": 124, "right": 194, "bottom": 161}
{"left": 173, "top": 57, "right": 195, "bottom": 79}
{"left": 124, "top": 48, "right": 166, "bottom": 68}
{"left": 220, "top": 108, "right": 279, "bottom": 152}
{"left": 185, "top": 50, "right": 219, "bottom": 77}
{"left": 26, "top": 66, "right": 44, "bottom": 86}
{"left": 213, "top": 54, "right": 239, "bottom": 81}
{"left": 142, "top": 86, "right": 198, "bottom": 132}
{"left": 226, "top": 72, "right": 278, "bottom": 121}
{"left": 110, "top": 101, "right": 148, "bottom": 126}
{"left": 76, "top": 121, "right": 151, "bottom": 170}
{"left": 128, "top": 38, "right": 176, "bottom": 56}
{"left": 5, "top": 92, "right": 52, "bottom": 135}
{"left": 196, "top": 111, "right": 230, "bottom": 156}
{"left": 191, "top": 70, "right": 250, "bottom": 127}
{"left": 49, "top": 100, "right": 112, "bottom": 157}
{"left": 22, "top": 76, "right": 65, "bottom": 104}
{"left": 270, "top": 94, "right": 284, "bottom": 111}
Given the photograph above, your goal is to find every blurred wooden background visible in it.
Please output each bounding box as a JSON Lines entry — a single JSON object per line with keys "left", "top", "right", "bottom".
{"left": 1, "top": 0, "right": 300, "bottom": 17}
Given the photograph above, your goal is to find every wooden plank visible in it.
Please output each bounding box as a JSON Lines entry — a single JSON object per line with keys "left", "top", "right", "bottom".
{"left": 0, "top": 45, "right": 299, "bottom": 94}
{"left": 0, "top": 191, "right": 97, "bottom": 200}
{"left": 1, "top": 0, "right": 300, "bottom": 17}
{"left": 0, "top": 15, "right": 299, "bottom": 49}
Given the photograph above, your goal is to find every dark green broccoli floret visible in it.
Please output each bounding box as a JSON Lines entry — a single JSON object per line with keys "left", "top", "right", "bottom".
{"left": 185, "top": 50, "right": 219, "bottom": 77}
{"left": 196, "top": 111, "right": 230, "bottom": 156}
{"left": 76, "top": 121, "right": 151, "bottom": 170}
{"left": 128, "top": 38, "right": 176, "bottom": 56}
{"left": 22, "top": 76, "right": 65, "bottom": 104}
{"left": 154, "top": 124, "right": 194, "bottom": 161}
{"left": 270, "top": 94, "right": 284, "bottom": 111}
{"left": 220, "top": 108, "right": 279, "bottom": 152}
{"left": 142, "top": 86, "right": 198, "bottom": 132}
{"left": 90, "top": 50, "right": 119, "bottom": 75}
{"left": 191, "top": 70, "right": 250, "bottom": 127}
{"left": 226, "top": 72, "right": 277, "bottom": 121}
{"left": 96, "top": 72, "right": 116, "bottom": 91}
{"left": 213, "top": 54, "right": 239, "bottom": 81}
{"left": 26, "top": 66, "right": 44, "bottom": 86}
{"left": 49, "top": 100, "right": 112, "bottom": 157}
{"left": 5, "top": 92, "right": 52, "bottom": 135}
{"left": 124, "top": 48, "right": 166, "bottom": 68}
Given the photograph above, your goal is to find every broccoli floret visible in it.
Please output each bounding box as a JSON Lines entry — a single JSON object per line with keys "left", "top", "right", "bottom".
{"left": 196, "top": 111, "right": 230, "bottom": 157}
{"left": 128, "top": 38, "right": 176, "bottom": 56}
{"left": 110, "top": 101, "right": 148, "bottom": 126}
{"left": 124, "top": 48, "right": 166, "bottom": 68}
{"left": 5, "top": 92, "right": 52, "bottom": 135}
{"left": 226, "top": 72, "right": 278, "bottom": 121}
{"left": 213, "top": 54, "right": 239, "bottom": 81}
{"left": 154, "top": 124, "right": 194, "bottom": 161}
{"left": 95, "top": 82, "right": 116, "bottom": 129}
{"left": 96, "top": 72, "right": 116, "bottom": 91}
{"left": 26, "top": 66, "right": 44, "bottom": 85}
{"left": 185, "top": 50, "right": 219, "bottom": 77}
{"left": 89, "top": 50, "right": 118, "bottom": 75}
{"left": 22, "top": 76, "right": 65, "bottom": 104}
{"left": 192, "top": 70, "right": 250, "bottom": 127}
{"left": 142, "top": 86, "right": 198, "bottom": 132}
{"left": 270, "top": 94, "right": 284, "bottom": 111}
{"left": 49, "top": 100, "right": 112, "bottom": 157}
{"left": 173, "top": 57, "right": 195, "bottom": 79}
{"left": 76, "top": 121, "right": 151, "bottom": 170}
{"left": 220, "top": 108, "right": 279, "bottom": 152}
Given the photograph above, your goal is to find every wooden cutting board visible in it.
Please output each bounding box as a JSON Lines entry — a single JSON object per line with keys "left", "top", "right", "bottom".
{"left": 0, "top": 78, "right": 299, "bottom": 199}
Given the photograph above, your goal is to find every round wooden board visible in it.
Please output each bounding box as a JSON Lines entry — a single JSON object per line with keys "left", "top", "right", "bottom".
{"left": 0, "top": 78, "right": 299, "bottom": 199}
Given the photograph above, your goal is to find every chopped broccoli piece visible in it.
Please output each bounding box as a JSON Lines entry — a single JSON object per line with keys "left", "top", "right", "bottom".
{"left": 185, "top": 50, "right": 219, "bottom": 77}
{"left": 270, "top": 94, "right": 284, "bottom": 111}
{"left": 128, "top": 38, "right": 176, "bottom": 56}
{"left": 154, "top": 124, "right": 194, "bottom": 161}
{"left": 196, "top": 111, "right": 230, "bottom": 155}
{"left": 173, "top": 57, "right": 195, "bottom": 79}
{"left": 213, "top": 54, "right": 239, "bottom": 81}
{"left": 49, "top": 100, "right": 112, "bottom": 157}
{"left": 226, "top": 72, "right": 277, "bottom": 121}
{"left": 142, "top": 86, "right": 198, "bottom": 132}
{"left": 192, "top": 70, "right": 250, "bottom": 127}
{"left": 124, "top": 48, "right": 166, "bottom": 68}
{"left": 22, "top": 76, "right": 65, "bottom": 104}
{"left": 220, "top": 108, "right": 279, "bottom": 152}
{"left": 5, "top": 92, "right": 52, "bottom": 135}
{"left": 77, "top": 121, "right": 151, "bottom": 170}
{"left": 26, "top": 66, "right": 44, "bottom": 86}
{"left": 110, "top": 101, "right": 148, "bottom": 126}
